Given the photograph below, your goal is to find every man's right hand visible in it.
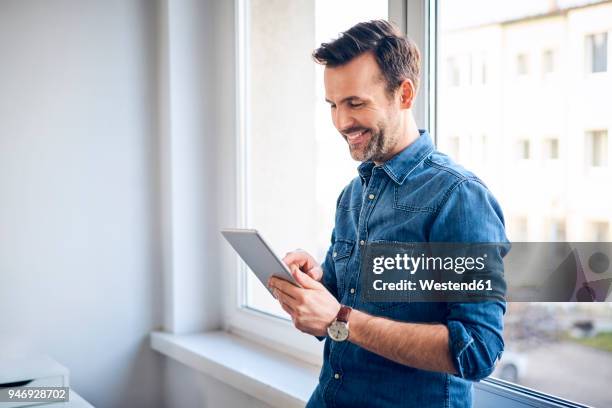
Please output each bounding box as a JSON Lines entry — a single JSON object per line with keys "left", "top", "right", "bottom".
{"left": 282, "top": 250, "right": 323, "bottom": 282}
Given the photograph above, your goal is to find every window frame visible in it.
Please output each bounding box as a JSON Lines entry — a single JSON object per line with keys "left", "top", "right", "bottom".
{"left": 225, "top": 0, "right": 409, "bottom": 365}
{"left": 226, "top": 0, "right": 599, "bottom": 406}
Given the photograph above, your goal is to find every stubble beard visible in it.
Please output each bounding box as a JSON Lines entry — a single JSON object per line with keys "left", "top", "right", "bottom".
{"left": 349, "top": 122, "right": 397, "bottom": 163}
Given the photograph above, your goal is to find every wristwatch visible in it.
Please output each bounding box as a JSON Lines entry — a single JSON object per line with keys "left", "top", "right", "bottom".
{"left": 327, "top": 305, "right": 352, "bottom": 342}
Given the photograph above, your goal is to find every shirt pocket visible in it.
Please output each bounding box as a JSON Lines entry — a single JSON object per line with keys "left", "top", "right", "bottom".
{"left": 331, "top": 239, "right": 354, "bottom": 296}
{"left": 359, "top": 239, "right": 413, "bottom": 314}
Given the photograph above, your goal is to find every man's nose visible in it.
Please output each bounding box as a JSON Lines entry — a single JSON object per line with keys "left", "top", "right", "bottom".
{"left": 334, "top": 106, "right": 354, "bottom": 132}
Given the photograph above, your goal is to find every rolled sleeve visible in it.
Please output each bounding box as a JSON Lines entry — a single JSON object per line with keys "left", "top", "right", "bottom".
{"left": 447, "top": 301, "right": 505, "bottom": 380}
{"left": 429, "top": 178, "right": 509, "bottom": 381}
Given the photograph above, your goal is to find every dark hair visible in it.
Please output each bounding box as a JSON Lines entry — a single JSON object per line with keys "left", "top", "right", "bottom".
{"left": 312, "top": 20, "right": 421, "bottom": 96}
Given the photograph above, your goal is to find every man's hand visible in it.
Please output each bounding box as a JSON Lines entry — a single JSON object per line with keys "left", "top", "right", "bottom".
{"left": 282, "top": 250, "right": 323, "bottom": 281}
{"left": 268, "top": 267, "right": 340, "bottom": 337}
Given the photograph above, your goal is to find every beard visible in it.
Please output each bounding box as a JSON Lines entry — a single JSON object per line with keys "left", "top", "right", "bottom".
{"left": 347, "top": 122, "right": 397, "bottom": 163}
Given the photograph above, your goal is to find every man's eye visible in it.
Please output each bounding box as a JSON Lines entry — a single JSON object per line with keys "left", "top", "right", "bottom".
{"left": 349, "top": 102, "right": 364, "bottom": 108}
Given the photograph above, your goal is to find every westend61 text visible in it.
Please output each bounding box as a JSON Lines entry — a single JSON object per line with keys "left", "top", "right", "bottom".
{"left": 372, "top": 279, "right": 494, "bottom": 292}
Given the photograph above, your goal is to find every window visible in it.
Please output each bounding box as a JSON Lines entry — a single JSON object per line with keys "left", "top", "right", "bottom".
{"left": 234, "top": 0, "right": 612, "bottom": 405}
{"left": 480, "top": 55, "right": 487, "bottom": 84}
{"left": 447, "top": 57, "right": 460, "bottom": 86}
{"left": 467, "top": 54, "right": 473, "bottom": 85}
{"left": 586, "top": 130, "right": 608, "bottom": 168}
{"left": 543, "top": 138, "right": 559, "bottom": 160}
{"left": 511, "top": 216, "right": 528, "bottom": 241}
{"left": 542, "top": 49, "right": 555, "bottom": 74}
{"left": 471, "top": 134, "right": 487, "bottom": 162}
{"left": 240, "top": 0, "right": 388, "bottom": 319}
{"left": 517, "top": 139, "right": 530, "bottom": 160}
{"left": 587, "top": 221, "right": 610, "bottom": 241}
{"left": 438, "top": 1, "right": 612, "bottom": 406}
{"left": 446, "top": 136, "right": 460, "bottom": 159}
{"left": 586, "top": 32, "right": 608, "bottom": 73}
{"left": 516, "top": 53, "right": 529, "bottom": 75}
{"left": 546, "top": 218, "right": 566, "bottom": 241}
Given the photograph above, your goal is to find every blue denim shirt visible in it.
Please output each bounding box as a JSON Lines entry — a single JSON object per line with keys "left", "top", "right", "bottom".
{"left": 307, "top": 130, "right": 508, "bottom": 408}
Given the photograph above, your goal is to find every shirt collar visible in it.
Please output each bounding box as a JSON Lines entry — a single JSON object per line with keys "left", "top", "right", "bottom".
{"left": 357, "top": 129, "right": 434, "bottom": 185}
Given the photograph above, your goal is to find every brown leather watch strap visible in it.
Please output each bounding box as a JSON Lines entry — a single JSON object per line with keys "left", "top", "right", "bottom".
{"left": 336, "top": 305, "right": 352, "bottom": 323}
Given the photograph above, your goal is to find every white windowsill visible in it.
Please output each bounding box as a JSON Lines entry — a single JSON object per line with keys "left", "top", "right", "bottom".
{"left": 150, "top": 331, "right": 320, "bottom": 408}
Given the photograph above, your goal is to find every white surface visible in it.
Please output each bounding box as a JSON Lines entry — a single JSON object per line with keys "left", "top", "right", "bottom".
{"left": 0, "top": 1, "right": 164, "bottom": 406}
{"left": 0, "top": 356, "right": 68, "bottom": 385}
{"left": 150, "top": 331, "right": 319, "bottom": 408}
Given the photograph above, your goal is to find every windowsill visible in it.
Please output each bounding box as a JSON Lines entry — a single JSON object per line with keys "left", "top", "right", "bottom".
{"left": 150, "top": 331, "right": 320, "bottom": 408}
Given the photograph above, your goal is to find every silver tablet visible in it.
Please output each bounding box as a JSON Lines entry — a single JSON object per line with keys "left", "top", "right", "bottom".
{"left": 221, "top": 228, "right": 301, "bottom": 294}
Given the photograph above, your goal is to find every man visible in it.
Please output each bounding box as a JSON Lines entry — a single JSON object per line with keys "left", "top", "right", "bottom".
{"left": 268, "top": 20, "right": 507, "bottom": 408}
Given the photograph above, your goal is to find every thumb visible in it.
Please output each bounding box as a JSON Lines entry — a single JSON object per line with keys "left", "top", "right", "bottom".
{"left": 291, "top": 265, "right": 322, "bottom": 289}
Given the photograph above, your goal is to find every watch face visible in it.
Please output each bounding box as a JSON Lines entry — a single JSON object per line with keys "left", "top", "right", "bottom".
{"left": 327, "top": 320, "right": 349, "bottom": 341}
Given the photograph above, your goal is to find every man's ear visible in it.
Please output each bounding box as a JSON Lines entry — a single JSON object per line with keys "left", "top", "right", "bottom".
{"left": 398, "top": 79, "right": 416, "bottom": 109}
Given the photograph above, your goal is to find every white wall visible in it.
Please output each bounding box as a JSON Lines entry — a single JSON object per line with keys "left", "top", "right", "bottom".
{"left": 0, "top": 0, "right": 277, "bottom": 407}
{"left": 0, "top": 1, "right": 164, "bottom": 406}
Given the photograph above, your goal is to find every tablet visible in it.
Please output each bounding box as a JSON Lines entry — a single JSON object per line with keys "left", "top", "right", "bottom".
{"left": 221, "top": 228, "right": 301, "bottom": 295}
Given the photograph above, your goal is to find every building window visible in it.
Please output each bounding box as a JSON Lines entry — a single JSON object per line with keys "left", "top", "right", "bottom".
{"left": 480, "top": 58, "right": 487, "bottom": 84}
{"left": 447, "top": 57, "right": 460, "bottom": 86}
{"left": 542, "top": 49, "right": 555, "bottom": 74}
{"left": 547, "top": 218, "right": 566, "bottom": 241}
{"left": 517, "top": 139, "right": 530, "bottom": 160}
{"left": 516, "top": 53, "right": 529, "bottom": 75}
{"left": 586, "top": 32, "right": 608, "bottom": 73}
{"left": 471, "top": 134, "right": 487, "bottom": 162}
{"left": 588, "top": 221, "right": 610, "bottom": 241}
{"left": 586, "top": 130, "right": 608, "bottom": 167}
{"left": 543, "top": 138, "right": 559, "bottom": 160}
{"left": 448, "top": 136, "right": 460, "bottom": 160}
{"left": 512, "top": 216, "right": 528, "bottom": 241}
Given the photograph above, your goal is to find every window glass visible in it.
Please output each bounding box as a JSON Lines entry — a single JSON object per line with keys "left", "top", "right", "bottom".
{"left": 244, "top": 0, "right": 387, "bottom": 318}
{"left": 586, "top": 32, "right": 608, "bottom": 73}
{"left": 586, "top": 130, "right": 608, "bottom": 168}
{"left": 542, "top": 49, "right": 555, "bottom": 74}
{"left": 438, "top": 1, "right": 612, "bottom": 406}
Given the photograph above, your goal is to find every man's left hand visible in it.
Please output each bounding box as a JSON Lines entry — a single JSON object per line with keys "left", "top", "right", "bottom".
{"left": 268, "top": 266, "right": 340, "bottom": 337}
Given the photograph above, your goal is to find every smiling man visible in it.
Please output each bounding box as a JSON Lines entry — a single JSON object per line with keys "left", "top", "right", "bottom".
{"left": 268, "top": 20, "right": 508, "bottom": 408}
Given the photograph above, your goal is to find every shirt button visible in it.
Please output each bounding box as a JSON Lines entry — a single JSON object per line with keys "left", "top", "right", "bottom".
{"left": 334, "top": 373, "right": 341, "bottom": 379}
{"left": 332, "top": 251, "right": 337, "bottom": 258}
{"left": 350, "top": 288, "right": 355, "bottom": 294}
{"left": 368, "top": 194, "right": 375, "bottom": 200}
{"left": 360, "top": 240, "right": 365, "bottom": 246}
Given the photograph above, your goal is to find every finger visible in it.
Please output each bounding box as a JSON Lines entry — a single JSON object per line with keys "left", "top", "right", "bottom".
{"left": 275, "top": 288, "right": 299, "bottom": 309}
{"left": 292, "top": 268, "right": 323, "bottom": 290}
{"left": 270, "top": 277, "right": 301, "bottom": 299}
{"left": 268, "top": 276, "right": 283, "bottom": 288}
{"left": 279, "top": 301, "right": 294, "bottom": 316}
{"left": 304, "top": 265, "right": 323, "bottom": 281}
{"left": 283, "top": 251, "right": 313, "bottom": 270}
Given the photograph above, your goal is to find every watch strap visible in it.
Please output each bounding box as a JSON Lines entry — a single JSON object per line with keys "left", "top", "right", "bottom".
{"left": 336, "top": 305, "right": 352, "bottom": 323}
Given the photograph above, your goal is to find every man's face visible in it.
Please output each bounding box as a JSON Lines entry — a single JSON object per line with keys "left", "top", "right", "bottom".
{"left": 324, "top": 52, "right": 401, "bottom": 163}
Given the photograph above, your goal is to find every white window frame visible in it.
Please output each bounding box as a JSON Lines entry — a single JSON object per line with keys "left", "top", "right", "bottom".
{"left": 224, "top": 0, "right": 415, "bottom": 365}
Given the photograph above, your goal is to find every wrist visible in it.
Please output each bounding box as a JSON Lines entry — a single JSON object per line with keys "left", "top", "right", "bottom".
{"left": 327, "top": 305, "right": 352, "bottom": 341}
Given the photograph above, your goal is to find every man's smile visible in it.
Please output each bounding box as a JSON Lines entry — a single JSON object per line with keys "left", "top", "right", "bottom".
{"left": 345, "top": 129, "right": 370, "bottom": 145}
